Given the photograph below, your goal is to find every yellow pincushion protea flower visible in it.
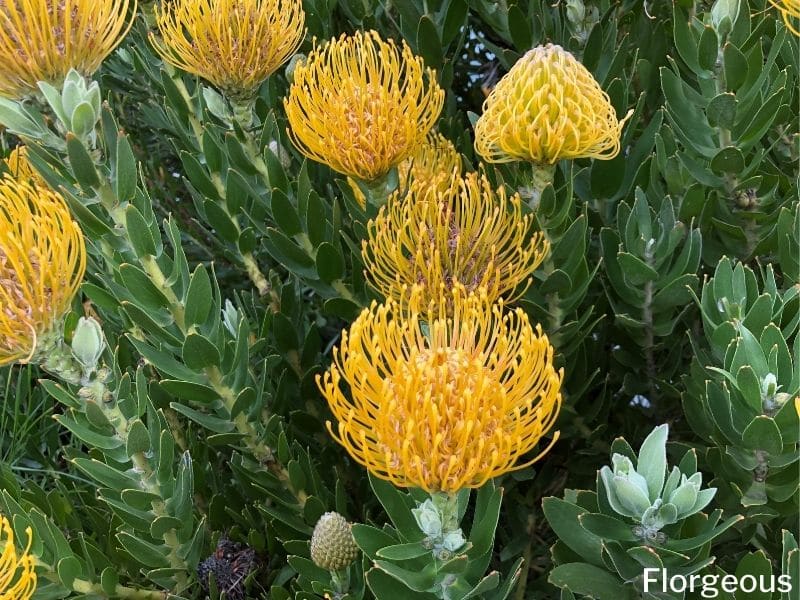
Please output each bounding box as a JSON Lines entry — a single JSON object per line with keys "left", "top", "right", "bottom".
{"left": 151, "top": 0, "right": 305, "bottom": 101}
{"left": 770, "top": 1, "right": 800, "bottom": 34}
{"left": 285, "top": 30, "right": 445, "bottom": 182}
{"left": 362, "top": 170, "right": 549, "bottom": 308}
{"left": 0, "top": 175, "right": 86, "bottom": 366}
{"left": 347, "top": 131, "right": 461, "bottom": 208}
{"left": 318, "top": 287, "right": 563, "bottom": 493}
{"left": 0, "top": 0, "right": 136, "bottom": 99}
{"left": 0, "top": 515, "right": 36, "bottom": 600}
{"left": 474, "top": 44, "right": 630, "bottom": 165}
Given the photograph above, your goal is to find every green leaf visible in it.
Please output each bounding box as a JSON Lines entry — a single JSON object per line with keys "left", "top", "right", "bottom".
{"left": 182, "top": 333, "right": 221, "bottom": 371}
{"left": 734, "top": 551, "right": 772, "bottom": 600}
{"left": 204, "top": 199, "right": 240, "bottom": 243}
{"left": 742, "top": 416, "right": 783, "bottom": 455}
{"left": 666, "top": 515, "right": 743, "bottom": 551}
{"left": 114, "top": 134, "right": 137, "bottom": 203}
{"left": 72, "top": 458, "right": 140, "bottom": 490}
{"left": 374, "top": 560, "right": 437, "bottom": 592}
{"left": 617, "top": 252, "right": 658, "bottom": 285}
{"left": 270, "top": 189, "right": 303, "bottom": 236}
{"left": 65, "top": 133, "right": 100, "bottom": 188}
{"left": 169, "top": 403, "right": 234, "bottom": 433}
{"left": 352, "top": 524, "right": 399, "bottom": 560}
{"left": 578, "top": 514, "right": 637, "bottom": 542}
{"left": 56, "top": 556, "right": 83, "bottom": 589}
{"left": 723, "top": 42, "right": 747, "bottom": 90}
{"left": 710, "top": 146, "right": 745, "bottom": 173}
{"left": 706, "top": 93, "right": 737, "bottom": 129}
{"left": 542, "top": 497, "right": 604, "bottom": 566}
{"left": 184, "top": 264, "right": 213, "bottom": 327}
{"left": 315, "top": 242, "right": 345, "bottom": 283}
{"left": 369, "top": 474, "right": 424, "bottom": 542}
{"left": 636, "top": 424, "right": 668, "bottom": 502}
{"left": 376, "top": 541, "right": 431, "bottom": 560}
{"left": 159, "top": 380, "right": 219, "bottom": 403}
{"left": 119, "top": 264, "right": 170, "bottom": 311}
{"left": 416, "top": 16, "right": 443, "bottom": 69}
{"left": 126, "top": 419, "right": 151, "bottom": 455}
{"left": 697, "top": 26, "right": 719, "bottom": 72}
{"left": 116, "top": 532, "right": 170, "bottom": 568}
{"left": 548, "top": 563, "right": 628, "bottom": 599}
{"left": 125, "top": 205, "right": 157, "bottom": 258}
{"left": 54, "top": 414, "right": 122, "bottom": 450}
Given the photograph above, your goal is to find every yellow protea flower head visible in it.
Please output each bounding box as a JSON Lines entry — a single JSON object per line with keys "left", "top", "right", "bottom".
{"left": 0, "top": 0, "right": 136, "bottom": 99}
{"left": 347, "top": 131, "right": 461, "bottom": 208}
{"left": 151, "top": 0, "right": 305, "bottom": 101}
{"left": 285, "top": 30, "right": 445, "bottom": 182}
{"left": 0, "top": 175, "right": 86, "bottom": 366}
{"left": 0, "top": 515, "right": 36, "bottom": 600}
{"left": 362, "top": 170, "right": 549, "bottom": 308}
{"left": 318, "top": 287, "right": 563, "bottom": 493}
{"left": 770, "top": 1, "right": 800, "bottom": 34}
{"left": 474, "top": 44, "right": 630, "bottom": 165}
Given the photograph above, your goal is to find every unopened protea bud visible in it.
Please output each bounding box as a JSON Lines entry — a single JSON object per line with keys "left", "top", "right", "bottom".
{"left": 310, "top": 512, "right": 358, "bottom": 571}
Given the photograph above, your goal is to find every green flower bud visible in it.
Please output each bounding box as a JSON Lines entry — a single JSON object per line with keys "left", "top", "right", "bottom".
{"left": 565, "top": 0, "right": 586, "bottom": 24}
{"left": 285, "top": 53, "right": 306, "bottom": 85}
{"left": 310, "top": 512, "right": 359, "bottom": 572}
{"left": 412, "top": 499, "right": 443, "bottom": 537}
{"left": 711, "top": 0, "right": 740, "bottom": 38}
{"left": 668, "top": 473, "right": 702, "bottom": 516}
{"left": 71, "top": 317, "right": 106, "bottom": 374}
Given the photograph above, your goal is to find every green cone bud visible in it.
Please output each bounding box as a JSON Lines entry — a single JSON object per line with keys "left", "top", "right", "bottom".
{"left": 310, "top": 512, "right": 358, "bottom": 571}
{"left": 71, "top": 316, "right": 106, "bottom": 374}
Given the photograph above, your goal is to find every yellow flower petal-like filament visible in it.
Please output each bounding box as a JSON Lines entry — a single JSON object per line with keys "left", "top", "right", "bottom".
{"left": 150, "top": 0, "right": 305, "bottom": 100}
{"left": 285, "top": 30, "right": 445, "bottom": 181}
{"left": 0, "top": 516, "right": 36, "bottom": 600}
{"left": 318, "top": 287, "right": 563, "bottom": 493}
{"left": 0, "top": 0, "right": 136, "bottom": 99}
{"left": 770, "top": 0, "right": 800, "bottom": 34}
{"left": 0, "top": 175, "right": 86, "bottom": 366}
{"left": 475, "top": 44, "right": 631, "bottom": 164}
{"left": 363, "top": 171, "right": 549, "bottom": 312}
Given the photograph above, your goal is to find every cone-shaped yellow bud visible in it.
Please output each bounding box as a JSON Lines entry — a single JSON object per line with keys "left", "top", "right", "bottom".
{"left": 318, "top": 286, "right": 563, "bottom": 494}
{"left": 285, "top": 30, "right": 445, "bottom": 182}
{"left": 347, "top": 131, "right": 461, "bottom": 208}
{"left": 474, "top": 44, "right": 631, "bottom": 165}
{"left": 362, "top": 170, "right": 548, "bottom": 310}
{"left": 770, "top": 1, "right": 800, "bottom": 35}
{"left": 0, "top": 0, "right": 136, "bottom": 99}
{"left": 151, "top": 0, "right": 305, "bottom": 101}
{"left": 310, "top": 512, "right": 359, "bottom": 572}
{"left": 0, "top": 175, "right": 86, "bottom": 366}
{"left": 0, "top": 515, "right": 36, "bottom": 600}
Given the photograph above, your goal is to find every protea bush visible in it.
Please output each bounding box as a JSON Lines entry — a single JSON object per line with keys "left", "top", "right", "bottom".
{"left": 0, "top": 1, "right": 797, "bottom": 598}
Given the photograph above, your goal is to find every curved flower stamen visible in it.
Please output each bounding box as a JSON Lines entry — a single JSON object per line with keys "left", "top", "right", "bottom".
{"left": 362, "top": 170, "right": 549, "bottom": 310}
{"left": 0, "top": 515, "right": 36, "bottom": 600}
{"left": 770, "top": 1, "right": 800, "bottom": 35}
